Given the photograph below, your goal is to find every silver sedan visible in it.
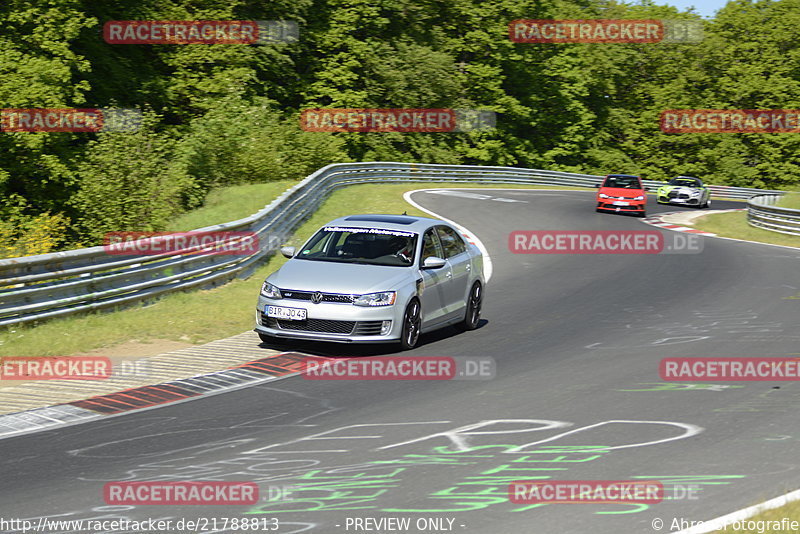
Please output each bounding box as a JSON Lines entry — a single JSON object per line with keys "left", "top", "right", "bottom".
{"left": 255, "top": 214, "right": 485, "bottom": 349}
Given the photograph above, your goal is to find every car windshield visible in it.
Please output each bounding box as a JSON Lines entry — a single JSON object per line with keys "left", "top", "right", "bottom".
{"left": 669, "top": 178, "right": 701, "bottom": 187}
{"left": 297, "top": 226, "right": 418, "bottom": 267}
{"left": 604, "top": 175, "right": 642, "bottom": 189}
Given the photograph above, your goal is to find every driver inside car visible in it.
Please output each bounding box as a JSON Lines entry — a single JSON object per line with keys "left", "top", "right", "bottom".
{"left": 388, "top": 236, "right": 414, "bottom": 263}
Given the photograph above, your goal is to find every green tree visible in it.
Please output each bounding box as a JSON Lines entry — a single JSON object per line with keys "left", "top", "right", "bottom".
{"left": 72, "top": 115, "right": 186, "bottom": 242}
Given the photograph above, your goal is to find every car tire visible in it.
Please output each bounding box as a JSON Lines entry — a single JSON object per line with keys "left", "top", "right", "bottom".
{"left": 399, "top": 299, "right": 421, "bottom": 350}
{"left": 461, "top": 282, "right": 482, "bottom": 331}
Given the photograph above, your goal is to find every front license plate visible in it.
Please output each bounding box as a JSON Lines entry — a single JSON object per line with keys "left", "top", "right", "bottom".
{"left": 612, "top": 201, "right": 630, "bottom": 206}
{"left": 267, "top": 305, "right": 307, "bottom": 321}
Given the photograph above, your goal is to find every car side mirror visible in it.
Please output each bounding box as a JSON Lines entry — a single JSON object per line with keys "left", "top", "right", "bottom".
{"left": 280, "top": 246, "right": 296, "bottom": 259}
{"left": 422, "top": 256, "right": 447, "bottom": 269}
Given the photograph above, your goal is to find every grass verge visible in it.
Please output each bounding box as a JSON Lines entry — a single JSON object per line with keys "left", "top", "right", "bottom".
{"left": 776, "top": 192, "right": 800, "bottom": 210}
{"left": 166, "top": 180, "right": 299, "bottom": 232}
{"left": 693, "top": 211, "right": 800, "bottom": 249}
{"left": 0, "top": 183, "right": 584, "bottom": 357}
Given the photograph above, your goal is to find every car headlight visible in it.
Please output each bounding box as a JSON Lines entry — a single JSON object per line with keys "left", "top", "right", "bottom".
{"left": 353, "top": 291, "right": 396, "bottom": 307}
{"left": 689, "top": 190, "right": 701, "bottom": 196}
{"left": 261, "top": 282, "right": 282, "bottom": 299}
{"left": 599, "top": 193, "right": 610, "bottom": 199}
{"left": 633, "top": 195, "right": 644, "bottom": 201}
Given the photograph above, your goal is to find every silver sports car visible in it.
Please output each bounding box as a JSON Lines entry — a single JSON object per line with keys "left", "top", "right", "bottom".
{"left": 656, "top": 176, "right": 712, "bottom": 208}
{"left": 255, "top": 214, "right": 485, "bottom": 349}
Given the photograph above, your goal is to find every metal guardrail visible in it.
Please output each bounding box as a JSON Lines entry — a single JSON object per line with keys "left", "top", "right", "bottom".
{"left": 747, "top": 194, "right": 800, "bottom": 236}
{"left": 0, "top": 162, "right": 786, "bottom": 327}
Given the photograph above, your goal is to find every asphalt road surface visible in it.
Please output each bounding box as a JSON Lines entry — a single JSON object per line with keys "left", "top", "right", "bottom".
{"left": 1, "top": 190, "right": 799, "bottom": 534}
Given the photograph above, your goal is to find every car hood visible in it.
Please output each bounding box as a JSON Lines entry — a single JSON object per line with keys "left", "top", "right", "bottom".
{"left": 268, "top": 259, "right": 413, "bottom": 294}
{"left": 599, "top": 187, "right": 645, "bottom": 197}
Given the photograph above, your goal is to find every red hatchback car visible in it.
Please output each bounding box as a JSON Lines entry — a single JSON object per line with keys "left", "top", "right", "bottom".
{"left": 595, "top": 174, "right": 647, "bottom": 217}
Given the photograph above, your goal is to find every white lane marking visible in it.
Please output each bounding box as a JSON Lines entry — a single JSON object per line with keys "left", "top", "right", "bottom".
{"left": 424, "top": 190, "right": 493, "bottom": 200}
{"left": 676, "top": 487, "right": 800, "bottom": 533}
{"left": 423, "top": 190, "right": 528, "bottom": 202}
{"left": 404, "top": 189, "right": 494, "bottom": 282}
{"left": 491, "top": 197, "right": 527, "bottom": 202}
{"left": 423, "top": 188, "right": 576, "bottom": 194}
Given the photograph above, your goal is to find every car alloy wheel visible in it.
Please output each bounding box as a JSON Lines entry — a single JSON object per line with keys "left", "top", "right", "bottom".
{"left": 462, "top": 282, "right": 482, "bottom": 330}
{"left": 400, "top": 299, "right": 421, "bottom": 350}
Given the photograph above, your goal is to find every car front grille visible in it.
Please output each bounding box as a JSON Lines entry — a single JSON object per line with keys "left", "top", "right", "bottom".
{"left": 667, "top": 191, "right": 691, "bottom": 199}
{"left": 598, "top": 203, "right": 643, "bottom": 211}
{"left": 262, "top": 316, "right": 384, "bottom": 336}
{"left": 280, "top": 290, "right": 354, "bottom": 303}
{"left": 264, "top": 316, "right": 355, "bottom": 334}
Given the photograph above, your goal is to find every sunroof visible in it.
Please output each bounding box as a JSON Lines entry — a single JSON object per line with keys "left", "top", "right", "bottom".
{"left": 344, "top": 215, "right": 418, "bottom": 225}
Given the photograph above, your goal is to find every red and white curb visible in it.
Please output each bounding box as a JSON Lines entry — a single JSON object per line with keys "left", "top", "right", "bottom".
{"left": 641, "top": 212, "right": 719, "bottom": 236}
{"left": 642, "top": 209, "right": 747, "bottom": 236}
{"left": 0, "top": 349, "right": 331, "bottom": 441}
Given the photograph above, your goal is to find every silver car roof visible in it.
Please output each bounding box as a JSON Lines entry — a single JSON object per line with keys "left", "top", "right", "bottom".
{"left": 323, "top": 214, "right": 445, "bottom": 233}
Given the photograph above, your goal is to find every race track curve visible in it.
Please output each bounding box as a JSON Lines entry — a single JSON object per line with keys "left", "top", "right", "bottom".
{"left": 1, "top": 189, "right": 799, "bottom": 534}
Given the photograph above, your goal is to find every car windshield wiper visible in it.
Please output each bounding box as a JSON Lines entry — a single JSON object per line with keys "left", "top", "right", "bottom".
{"left": 296, "top": 256, "right": 410, "bottom": 266}
{"left": 295, "top": 257, "right": 355, "bottom": 263}
{"left": 295, "top": 257, "right": 384, "bottom": 265}
{"left": 349, "top": 259, "right": 410, "bottom": 266}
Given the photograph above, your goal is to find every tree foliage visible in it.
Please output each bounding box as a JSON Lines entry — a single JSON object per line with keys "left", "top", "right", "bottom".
{"left": 2, "top": 0, "right": 800, "bottom": 254}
